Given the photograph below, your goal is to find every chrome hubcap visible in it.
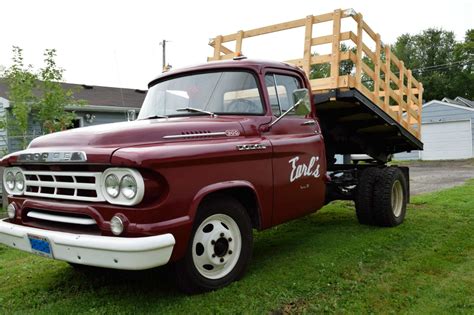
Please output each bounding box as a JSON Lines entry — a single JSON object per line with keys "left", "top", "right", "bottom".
{"left": 192, "top": 213, "right": 241, "bottom": 279}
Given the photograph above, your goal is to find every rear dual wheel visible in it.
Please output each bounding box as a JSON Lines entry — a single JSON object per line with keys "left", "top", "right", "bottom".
{"left": 355, "top": 167, "right": 408, "bottom": 227}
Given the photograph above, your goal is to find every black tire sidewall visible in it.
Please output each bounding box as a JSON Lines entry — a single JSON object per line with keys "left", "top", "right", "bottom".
{"left": 374, "top": 167, "right": 408, "bottom": 227}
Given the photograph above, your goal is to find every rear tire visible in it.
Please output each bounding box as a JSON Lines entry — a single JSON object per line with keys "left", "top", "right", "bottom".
{"left": 355, "top": 167, "right": 381, "bottom": 225}
{"left": 175, "top": 196, "right": 253, "bottom": 293}
{"left": 373, "top": 167, "right": 408, "bottom": 227}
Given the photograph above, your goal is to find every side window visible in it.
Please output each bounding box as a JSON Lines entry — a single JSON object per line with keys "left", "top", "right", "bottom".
{"left": 265, "top": 73, "right": 302, "bottom": 117}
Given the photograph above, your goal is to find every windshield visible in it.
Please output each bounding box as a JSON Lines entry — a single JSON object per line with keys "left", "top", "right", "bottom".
{"left": 138, "top": 71, "right": 264, "bottom": 119}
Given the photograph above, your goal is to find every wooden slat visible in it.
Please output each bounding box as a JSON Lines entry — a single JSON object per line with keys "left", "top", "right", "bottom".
{"left": 235, "top": 30, "right": 244, "bottom": 56}
{"left": 303, "top": 15, "right": 313, "bottom": 75}
{"left": 379, "top": 88, "right": 420, "bottom": 97}
{"left": 213, "top": 35, "right": 223, "bottom": 60}
{"left": 390, "top": 51, "right": 401, "bottom": 69}
{"left": 355, "top": 13, "right": 363, "bottom": 89}
{"left": 384, "top": 45, "right": 391, "bottom": 110}
{"left": 239, "top": 18, "right": 306, "bottom": 39}
{"left": 330, "top": 9, "right": 342, "bottom": 88}
{"left": 362, "top": 43, "right": 376, "bottom": 62}
{"left": 374, "top": 34, "right": 381, "bottom": 102}
{"left": 417, "top": 84, "right": 423, "bottom": 138}
{"left": 398, "top": 61, "right": 405, "bottom": 122}
{"left": 309, "top": 75, "right": 350, "bottom": 90}
{"left": 362, "top": 20, "right": 377, "bottom": 41}
{"left": 361, "top": 62, "right": 375, "bottom": 81}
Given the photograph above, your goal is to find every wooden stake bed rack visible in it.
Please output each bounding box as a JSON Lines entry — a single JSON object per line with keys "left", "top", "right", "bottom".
{"left": 208, "top": 9, "right": 424, "bottom": 155}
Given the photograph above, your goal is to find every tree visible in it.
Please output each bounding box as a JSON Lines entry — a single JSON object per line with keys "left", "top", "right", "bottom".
{"left": 2, "top": 46, "right": 38, "bottom": 149}
{"left": 393, "top": 28, "right": 473, "bottom": 101}
{"left": 36, "top": 49, "right": 83, "bottom": 133}
{"left": 1, "top": 47, "right": 85, "bottom": 151}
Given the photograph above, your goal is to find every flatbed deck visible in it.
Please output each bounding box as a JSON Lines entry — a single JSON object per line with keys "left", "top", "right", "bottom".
{"left": 208, "top": 9, "right": 424, "bottom": 161}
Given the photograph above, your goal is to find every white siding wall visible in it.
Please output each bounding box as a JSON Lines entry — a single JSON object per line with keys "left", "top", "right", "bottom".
{"left": 395, "top": 101, "right": 474, "bottom": 160}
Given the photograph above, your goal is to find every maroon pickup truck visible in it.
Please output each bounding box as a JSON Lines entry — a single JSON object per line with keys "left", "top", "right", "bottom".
{"left": 0, "top": 58, "right": 419, "bottom": 293}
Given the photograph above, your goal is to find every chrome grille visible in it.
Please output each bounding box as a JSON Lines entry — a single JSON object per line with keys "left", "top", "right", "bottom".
{"left": 23, "top": 170, "right": 105, "bottom": 202}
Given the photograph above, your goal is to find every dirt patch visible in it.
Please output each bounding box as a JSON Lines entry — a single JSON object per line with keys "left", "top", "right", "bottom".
{"left": 396, "top": 159, "right": 474, "bottom": 195}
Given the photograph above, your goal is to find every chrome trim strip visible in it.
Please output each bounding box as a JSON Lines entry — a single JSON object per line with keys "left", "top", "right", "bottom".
{"left": 17, "top": 151, "right": 87, "bottom": 163}
{"left": 237, "top": 144, "right": 267, "bottom": 151}
{"left": 27, "top": 211, "right": 97, "bottom": 226}
{"left": 163, "top": 132, "right": 227, "bottom": 139}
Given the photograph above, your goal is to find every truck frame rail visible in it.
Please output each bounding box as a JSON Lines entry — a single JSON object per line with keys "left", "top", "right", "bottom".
{"left": 208, "top": 8, "right": 424, "bottom": 141}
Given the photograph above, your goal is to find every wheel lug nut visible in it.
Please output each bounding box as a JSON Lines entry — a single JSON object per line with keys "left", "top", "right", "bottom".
{"left": 228, "top": 250, "right": 232, "bottom": 255}
{"left": 220, "top": 233, "right": 224, "bottom": 237}
{"left": 211, "top": 240, "right": 215, "bottom": 245}
{"left": 228, "top": 238, "right": 232, "bottom": 242}
{"left": 220, "top": 258, "right": 224, "bottom": 263}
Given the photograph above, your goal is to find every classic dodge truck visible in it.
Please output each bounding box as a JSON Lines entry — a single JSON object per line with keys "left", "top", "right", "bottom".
{"left": 0, "top": 9, "right": 423, "bottom": 293}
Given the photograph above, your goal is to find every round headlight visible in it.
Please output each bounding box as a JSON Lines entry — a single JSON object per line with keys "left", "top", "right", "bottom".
{"left": 110, "top": 215, "right": 124, "bottom": 235}
{"left": 120, "top": 175, "right": 137, "bottom": 199}
{"left": 15, "top": 172, "right": 25, "bottom": 191}
{"left": 5, "top": 172, "right": 15, "bottom": 191}
{"left": 7, "top": 202, "right": 16, "bottom": 219}
{"left": 105, "top": 174, "right": 120, "bottom": 198}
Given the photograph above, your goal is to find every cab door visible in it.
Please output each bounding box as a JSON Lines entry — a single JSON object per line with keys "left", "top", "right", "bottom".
{"left": 263, "top": 72, "right": 326, "bottom": 225}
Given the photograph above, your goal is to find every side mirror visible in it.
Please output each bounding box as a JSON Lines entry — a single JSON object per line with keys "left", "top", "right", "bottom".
{"left": 293, "top": 88, "right": 311, "bottom": 116}
{"left": 266, "top": 88, "right": 312, "bottom": 130}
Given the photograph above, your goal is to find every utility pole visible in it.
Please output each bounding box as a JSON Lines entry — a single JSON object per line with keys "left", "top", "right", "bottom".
{"left": 159, "top": 39, "right": 169, "bottom": 72}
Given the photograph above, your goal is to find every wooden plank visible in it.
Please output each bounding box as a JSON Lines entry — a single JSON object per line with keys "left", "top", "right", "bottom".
{"left": 311, "top": 31, "right": 353, "bottom": 46}
{"left": 349, "top": 31, "right": 357, "bottom": 44}
{"left": 362, "top": 43, "right": 376, "bottom": 62}
{"left": 390, "top": 51, "right": 401, "bottom": 68}
{"left": 417, "top": 84, "right": 423, "bottom": 138}
{"left": 374, "top": 34, "right": 381, "bottom": 102}
{"left": 312, "top": 34, "right": 333, "bottom": 46}
{"left": 303, "top": 15, "right": 313, "bottom": 75}
{"left": 379, "top": 88, "right": 420, "bottom": 97}
{"left": 309, "top": 75, "right": 350, "bottom": 91}
{"left": 312, "top": 12, "right": 335, "bottom": 23}
{"left": 213, "top": 35, "right": 223, "bottom": 60}
{"left": 235, "top": 30, "right": 244, "bottom": 56}
{"left": 361, "top": 62, "right": 375, "bottom": 81}
{"left": 362, "top": 20, "right": 377, "bottom": 41}
{"left": 355, "top": 13, "right": 363, "bottom": 89}
{"left": 384, "top": 45, "right": 391, "bottom": 110}
{"left": 242, "top": 18, "right": 306, "bottom": 39}
{"left": 219, "top": 44, "right": 234, "bottom": 56}
{"left": 398, "top": 61, "right": 405, "bottom": 122}
{"left": 330, "top": 9, "right": 342, "bottom": 88}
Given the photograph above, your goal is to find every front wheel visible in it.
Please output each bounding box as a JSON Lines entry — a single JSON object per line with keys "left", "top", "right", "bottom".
{"left": 175, "top": 196, "right": 253, "bottom": 293}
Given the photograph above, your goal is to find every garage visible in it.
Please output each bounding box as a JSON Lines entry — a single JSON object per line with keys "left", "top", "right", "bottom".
{"left": 421, "top": 120, "right": 473, "bottom": 160}
{"left": 395, "top": 97, "right": 474, "bottom": 161}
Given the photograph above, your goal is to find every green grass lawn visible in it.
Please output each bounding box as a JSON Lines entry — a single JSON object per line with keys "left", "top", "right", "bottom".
{"left": 1, "top": 181, "right": 473, "bottom": 314}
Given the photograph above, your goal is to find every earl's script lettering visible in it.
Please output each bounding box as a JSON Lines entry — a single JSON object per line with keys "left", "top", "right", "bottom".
{"left": 289, "top": 156, "right": 321, "bottom": 182}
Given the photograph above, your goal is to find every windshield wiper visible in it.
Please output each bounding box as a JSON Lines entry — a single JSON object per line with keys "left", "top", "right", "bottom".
{"left": 176, "top": 107, "right": 217, "bottom": 117}
{"left": 144, "top": 114, "right": 168, "bottom": 119}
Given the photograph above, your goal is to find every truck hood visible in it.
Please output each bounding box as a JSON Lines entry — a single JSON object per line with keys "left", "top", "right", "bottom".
{"left": 3, "top": 117, "right": 247, "bottom": 165}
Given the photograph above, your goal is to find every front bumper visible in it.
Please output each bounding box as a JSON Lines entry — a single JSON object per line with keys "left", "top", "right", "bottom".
{"left": 0, "top": 219, "right": 175, "bottom": 270}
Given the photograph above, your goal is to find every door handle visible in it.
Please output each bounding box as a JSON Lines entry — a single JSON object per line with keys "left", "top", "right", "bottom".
{"left": 301, "top": 120, "right": 316, "bottom": 126}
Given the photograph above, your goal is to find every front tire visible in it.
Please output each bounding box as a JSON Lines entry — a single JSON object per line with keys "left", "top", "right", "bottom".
{"left": 176, "top": 196, "right": 253, "bottom": 293}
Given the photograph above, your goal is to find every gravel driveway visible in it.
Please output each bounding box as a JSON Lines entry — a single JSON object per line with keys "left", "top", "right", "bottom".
{"left": 399, "top": 159, "right": 474, "bottom": 195}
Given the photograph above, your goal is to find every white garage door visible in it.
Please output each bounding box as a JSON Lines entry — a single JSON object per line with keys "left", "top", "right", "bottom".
{"left": 421, "top": 120, "right": 472, "bottom": 160}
